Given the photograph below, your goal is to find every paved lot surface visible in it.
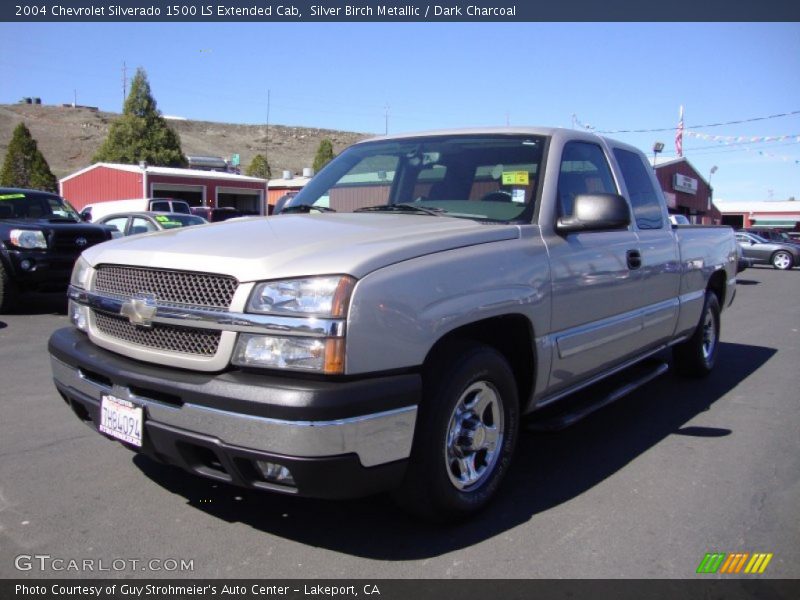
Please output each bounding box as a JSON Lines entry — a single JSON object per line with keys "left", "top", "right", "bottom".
{"left": 1, "top": 266, "right": 798, "bottom": 579}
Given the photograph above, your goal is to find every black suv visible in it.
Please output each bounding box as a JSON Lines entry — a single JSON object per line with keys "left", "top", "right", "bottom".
{"left": 0, "top": 187, "right": 114, "bottom": 312}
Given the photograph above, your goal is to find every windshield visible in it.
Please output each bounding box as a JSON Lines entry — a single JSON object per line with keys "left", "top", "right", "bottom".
{"left": 288, "top": 134, "right": 546, "bottom": 223}
{"left": 0, "top": 191, "right": 81, "bottom": 222}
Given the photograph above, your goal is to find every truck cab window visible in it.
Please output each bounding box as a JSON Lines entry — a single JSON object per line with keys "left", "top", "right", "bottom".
{"left": 557, "top": 142, "right": 618, "bottom": 218}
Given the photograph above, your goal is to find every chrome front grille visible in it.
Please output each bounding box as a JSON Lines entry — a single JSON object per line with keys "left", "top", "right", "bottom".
{"left": 94, "top": 312, "right": 221, "bottom": 356}
{"left": 94, "top": 265, "right": 237, "bottom": 309}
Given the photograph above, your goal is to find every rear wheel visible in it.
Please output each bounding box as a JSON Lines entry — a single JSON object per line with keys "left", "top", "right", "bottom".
{"left": 771, "top": 251, "right": 793, "bottom": 270}
{"left": 673, "top": 291, "right": 720, "bottom": 377}
{"left": 0, "top": 262, "right": 19, "bottom": 313}
{"left": 394, "top": 341, "right": 519, "bottom": 522}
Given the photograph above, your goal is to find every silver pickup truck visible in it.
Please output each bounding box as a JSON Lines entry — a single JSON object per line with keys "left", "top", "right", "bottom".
{"left": 49, "top": 128, "right": 737, "bottom": 521}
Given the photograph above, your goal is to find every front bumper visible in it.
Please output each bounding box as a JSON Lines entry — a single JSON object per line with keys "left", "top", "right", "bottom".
{"left": 49, "top": 327, "right": 420, "bottom": 498}
{"left": 2, "top": 248, "right": 79, "bottom": 292}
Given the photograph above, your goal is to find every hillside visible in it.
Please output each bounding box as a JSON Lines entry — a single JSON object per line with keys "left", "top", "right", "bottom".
{"left": 0, "top": 103, "right": 371, "bottom": 181}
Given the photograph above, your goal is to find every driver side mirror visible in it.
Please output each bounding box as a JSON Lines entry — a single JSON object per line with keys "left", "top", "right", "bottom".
{"left": 556, "top": 193, "right": 631, "bottom": 233}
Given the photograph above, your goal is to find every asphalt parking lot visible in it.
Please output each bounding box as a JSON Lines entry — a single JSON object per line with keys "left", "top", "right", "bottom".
{"left": 0, "top": 266, "right": 798, "bottom": 580}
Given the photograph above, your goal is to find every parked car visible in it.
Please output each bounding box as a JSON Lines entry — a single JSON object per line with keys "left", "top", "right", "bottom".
{"left": 0, "top": 187, "right": 114, "bottom": 312}
{"left": 735, "top": 243, "right": 754, "bottom": 273}
{"left": 190, "top": 206, "right": 244, "bottom": 222}
{"left": 735, "top": 231, "right": 800, "bottom": 270}
{"left": 80, "top": 198, "right": 192, "bottom": 223}
{"left": 97, "top": 212, "right": 207, "bottom": 237}
{"left": 50, "top": 127, "right": 738, "bottom": 521}
{"left": 742, "top": 227, "right": 800, "bottom": 246}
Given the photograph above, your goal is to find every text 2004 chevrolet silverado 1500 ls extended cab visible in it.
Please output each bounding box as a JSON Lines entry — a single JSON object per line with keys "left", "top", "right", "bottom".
{"left": 49, "top": 128, "right": 737, "bottom": 521}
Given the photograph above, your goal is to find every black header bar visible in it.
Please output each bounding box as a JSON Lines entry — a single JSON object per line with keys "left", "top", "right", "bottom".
{"left": 3, "top": 0, "right": 799, "bottom": 22}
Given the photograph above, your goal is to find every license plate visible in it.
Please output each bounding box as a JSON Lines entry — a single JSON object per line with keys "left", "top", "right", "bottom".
{"left": 99, "top": 394, "right": 143, "bottom": 447}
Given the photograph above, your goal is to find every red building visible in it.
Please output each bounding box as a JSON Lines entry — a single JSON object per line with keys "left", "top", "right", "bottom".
{"left": 60, "top": 163, "right": 268, "bottom": 215}
{"left": 654, "top": 158, "right": 721, "bottom": 224}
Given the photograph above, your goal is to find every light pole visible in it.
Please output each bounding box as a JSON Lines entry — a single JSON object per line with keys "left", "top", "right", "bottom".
{"left": 653, "top": 142, "right": 665, "bottom": 168}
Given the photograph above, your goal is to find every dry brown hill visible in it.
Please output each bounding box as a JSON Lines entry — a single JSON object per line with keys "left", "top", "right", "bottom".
{"left": 0, "top": 103, "right": 371, "bottom": 181}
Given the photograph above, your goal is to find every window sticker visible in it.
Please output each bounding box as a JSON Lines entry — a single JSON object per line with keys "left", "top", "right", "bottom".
{"left": 155, "top": 215, "right": 171, "bottom": 223}
{"left": 511, "top": 189, "right": 526, "bottom": 204}
{"left": 502, "top": 171, "right": 529, "bottom": 186}
{"left": 0, "top": 194, "right": 26, "bottom": 200}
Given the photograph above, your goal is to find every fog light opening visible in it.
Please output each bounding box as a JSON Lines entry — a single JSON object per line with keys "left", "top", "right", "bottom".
{"left": 20, "top": 259, "right": 35, "bottom": 271}
{"left": 68, "top": 301, "right": 90, "bottom": 332}
{"left": 255, "top": 460, "right": 296, "bottom": 487}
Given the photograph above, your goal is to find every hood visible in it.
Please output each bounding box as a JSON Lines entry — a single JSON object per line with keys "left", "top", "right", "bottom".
{"left": 81, "top": 213, "right": 520, "bottom": 281}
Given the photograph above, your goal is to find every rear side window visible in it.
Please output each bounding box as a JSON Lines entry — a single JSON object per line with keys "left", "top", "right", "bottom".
{"left": 557, "top": 142, "right": 618, "bottom": 217}
{"left": 151, "top": 201, "right": 170, "bottom": 212}
{"left": 614, "top": 148, "right": 664, "bottom": 230}
{"left": 170, "top": 202, "right": 191, "bottom": 214}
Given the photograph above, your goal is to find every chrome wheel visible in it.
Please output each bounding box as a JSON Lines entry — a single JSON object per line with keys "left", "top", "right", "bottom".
{"left": 445, "top": 381, "right": 505, "bottom": 491}
{"left": 772, "top": 251, "right": 792, "bottom": 270}
{"left": 701, "top": 306, "right": 717, "bottom": 362}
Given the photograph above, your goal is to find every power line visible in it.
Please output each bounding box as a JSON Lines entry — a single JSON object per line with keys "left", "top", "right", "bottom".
{"left": 578, "top": 110, "right": 800, "bottom": 134}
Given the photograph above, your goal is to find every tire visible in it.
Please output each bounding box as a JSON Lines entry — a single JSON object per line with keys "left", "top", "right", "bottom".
{"left": 0, "top": 261, "right": 19, "bottom": 314}
{"left": 673, "top": 291, "right": 721, "bottom": 377}
{"left": 393, "top": 340, "right": 519, "bottom": 522}
{"left": 771, "top": 251, "right": 793, "bottom": 270}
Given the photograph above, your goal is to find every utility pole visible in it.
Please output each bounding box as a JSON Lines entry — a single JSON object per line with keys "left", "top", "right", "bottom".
{"left": 265, "top": 89, "right": 271, "bottom": 215}
{"left": 384, "top": 104, "right": 389, "bottom": 136}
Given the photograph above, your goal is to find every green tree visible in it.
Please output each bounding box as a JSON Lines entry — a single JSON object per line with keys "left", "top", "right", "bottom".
{"left": 312, "top": 138, "right": 335, "bottom": 173}
{"left": 245, "top": 153, "right": 271, "bottom": 179}
{"left": 0, "top": 122, "right": 58, "bottom": 192}
{"left": 93, "top": 68, "right": 187, "bottom": 167}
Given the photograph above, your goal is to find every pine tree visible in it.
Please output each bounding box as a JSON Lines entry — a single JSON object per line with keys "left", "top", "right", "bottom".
{"left": 312, "top": 139, "right": 335, "bottom": 173}
{"left": 245, "top": 154, "right": 271, "bottom": 179}
{"left": 0, "top": 122, "right": 58, "bottom": 192}
{"left": 93, "top": 68, "right": 187, "bottom": 167}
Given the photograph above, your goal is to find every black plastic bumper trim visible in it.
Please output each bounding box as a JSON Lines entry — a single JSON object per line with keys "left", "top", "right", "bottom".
{"left": 48, "top": 327, "right": 422, "bottom": 421}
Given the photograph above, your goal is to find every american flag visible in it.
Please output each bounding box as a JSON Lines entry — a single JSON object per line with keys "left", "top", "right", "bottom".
{"left": 675, "top": 105, "right": 684, "bottom": 157}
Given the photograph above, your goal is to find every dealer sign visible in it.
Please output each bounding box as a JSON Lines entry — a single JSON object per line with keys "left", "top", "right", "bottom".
{"left": 673, "top": 174, "right": 699, "bottom": 195}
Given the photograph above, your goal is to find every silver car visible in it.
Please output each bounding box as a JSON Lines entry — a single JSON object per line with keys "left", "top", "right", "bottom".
{"left": 735, "top": 231, "right": 800, "bottom": 270}
{"left": 98, "top": 211, "right": 207, "bottom": 238}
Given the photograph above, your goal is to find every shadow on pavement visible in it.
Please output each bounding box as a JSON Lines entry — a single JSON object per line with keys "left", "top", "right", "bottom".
{"left": 134, "top": 341, "right": 776, "bottom": 560}
{"left": 4, "top": 293, "right": 67, "bottom": 316}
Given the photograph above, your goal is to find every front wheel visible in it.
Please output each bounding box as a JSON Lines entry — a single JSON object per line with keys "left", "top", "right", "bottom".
{"left": 673, "top": 291, "right": 721, "bottom": 377}
{"left": 771, "top": 251, "right": 794, "bottom": 270}
{"left": 394, "top": 341, "right": 519, "bottom": 522}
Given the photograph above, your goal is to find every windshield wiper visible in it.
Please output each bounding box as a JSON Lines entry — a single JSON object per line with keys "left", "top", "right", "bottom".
{"left": 280, "top": 205, "right": 336, "bottom": 214}
{"left": 354, "top": 204, "right": 444, "bottom": 216}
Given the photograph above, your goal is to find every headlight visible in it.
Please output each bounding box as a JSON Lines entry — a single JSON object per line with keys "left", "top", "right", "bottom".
{"left": 247, "top": 275, "right": 355, "bottom": 317}
{"left": 9, "top": 229, "right": 47, "bottom": 249}
{"left": 237, "top": 275, "right": 354, "bottom": 374}
{"left": 232, "top": 335, "right": 345, "bottom": 374}
{"left": 70, "top": 256, "right": 93, "bottom": 290}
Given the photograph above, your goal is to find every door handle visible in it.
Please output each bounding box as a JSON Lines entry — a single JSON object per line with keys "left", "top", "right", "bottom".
{"left": 626, "top": 249, "right": 642, "bottom": 270}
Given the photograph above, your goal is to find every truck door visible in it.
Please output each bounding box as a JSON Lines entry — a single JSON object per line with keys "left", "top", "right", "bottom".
{"left": 613, "top": 147, "right": 682, "bottom": 349}
{"left": 544, "top": 141, "right": 645, "bottom": 392}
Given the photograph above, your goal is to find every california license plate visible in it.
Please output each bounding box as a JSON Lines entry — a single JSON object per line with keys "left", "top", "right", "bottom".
{"left": 99, "top": 394, "right": 143, "bottom": 447}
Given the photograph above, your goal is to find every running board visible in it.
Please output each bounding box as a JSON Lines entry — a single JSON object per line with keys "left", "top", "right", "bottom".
{"left": 526, "top": 359, "right": 670, "bottom": 431}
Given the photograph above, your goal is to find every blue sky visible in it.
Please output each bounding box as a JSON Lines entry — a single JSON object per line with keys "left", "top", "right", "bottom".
{"left": 1, "top": 22, "right": 799, "bottom": 201}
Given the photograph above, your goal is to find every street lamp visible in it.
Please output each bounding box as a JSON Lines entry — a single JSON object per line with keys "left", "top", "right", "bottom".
{"left": 653, "top": 142, "right": 665, "bottom": 167}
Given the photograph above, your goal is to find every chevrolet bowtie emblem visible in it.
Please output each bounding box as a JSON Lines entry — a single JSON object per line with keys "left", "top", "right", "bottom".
{"left": 120, "top": 294, "right": 157, "bottom": 328}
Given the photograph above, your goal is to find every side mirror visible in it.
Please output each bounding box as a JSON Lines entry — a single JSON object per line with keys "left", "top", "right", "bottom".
{"left": 556, "top": 193, "right": 631, "bottom": 233}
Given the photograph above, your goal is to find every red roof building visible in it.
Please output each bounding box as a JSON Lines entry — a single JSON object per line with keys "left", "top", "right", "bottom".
{"left": 59, "top": 163, "right": 268, "bottom": 215}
